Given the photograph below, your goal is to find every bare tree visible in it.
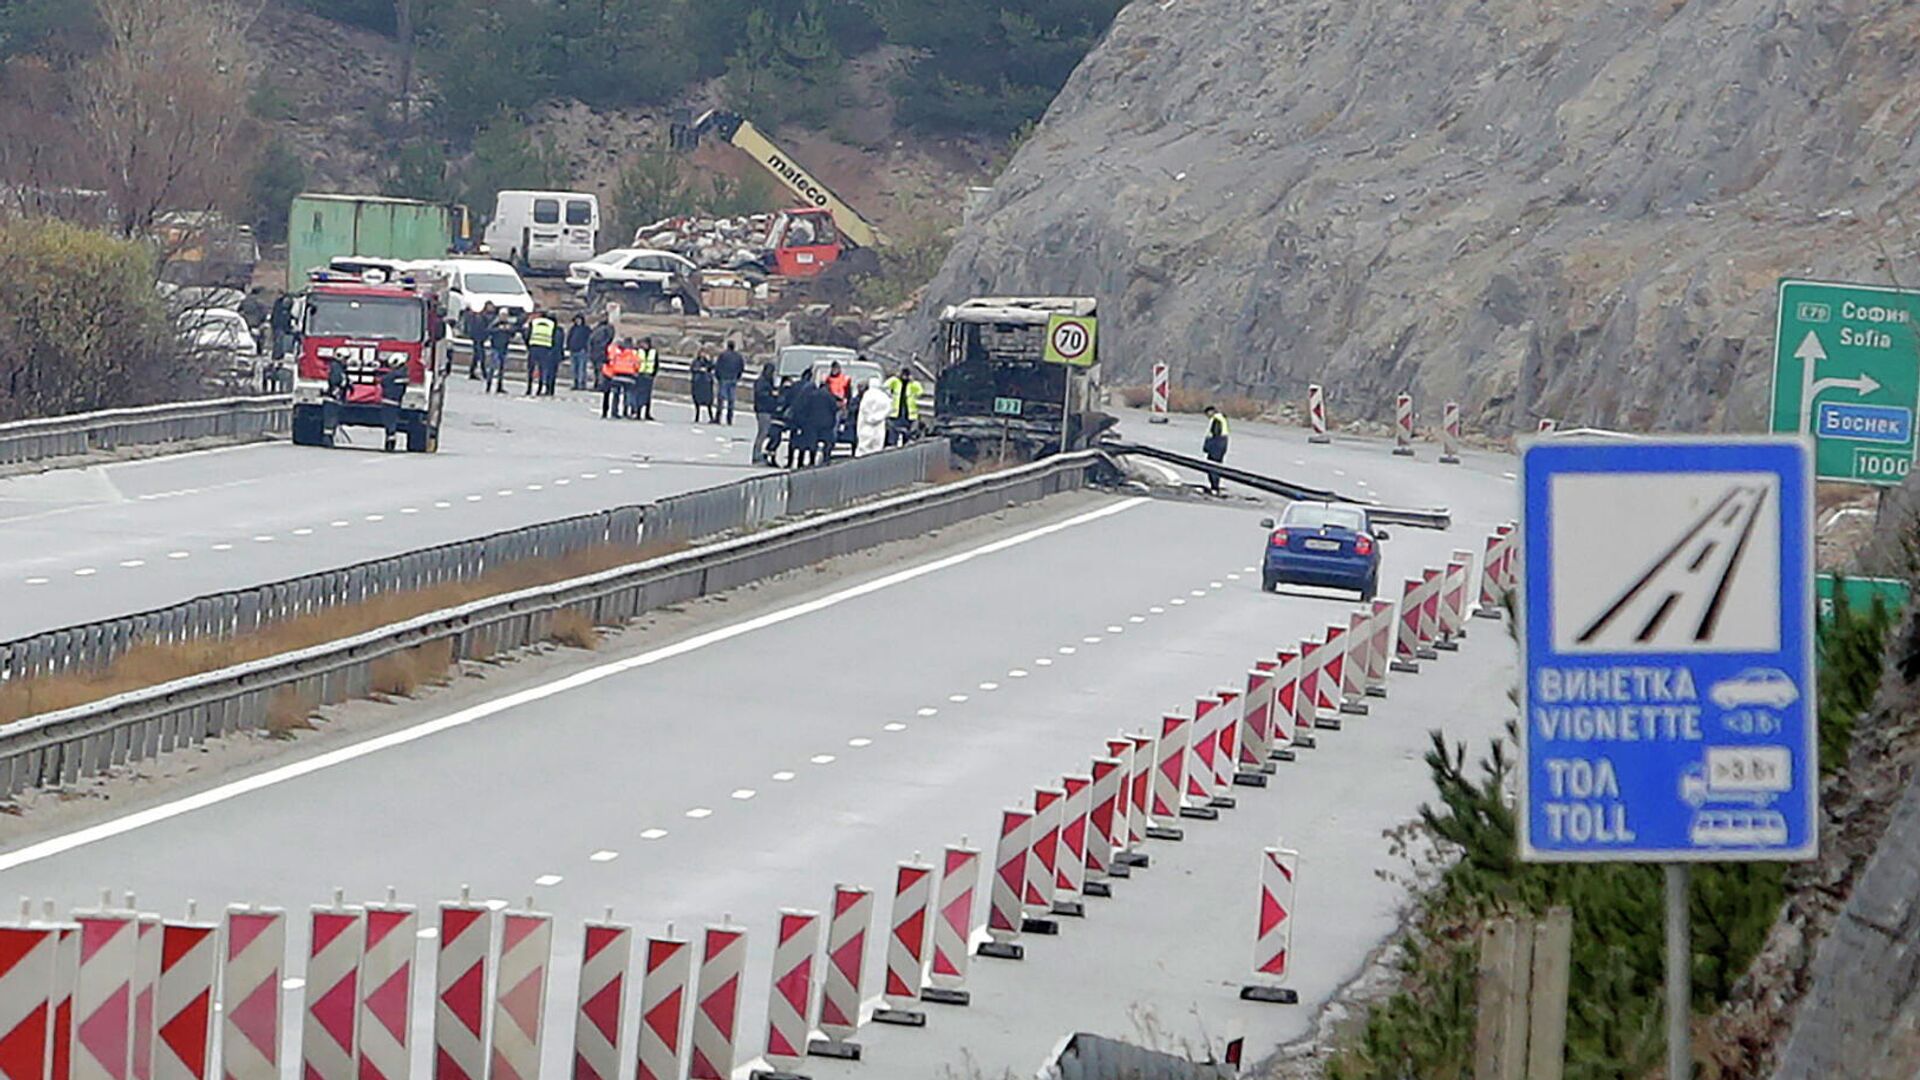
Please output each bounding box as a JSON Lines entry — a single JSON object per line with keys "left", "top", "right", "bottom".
{"left": 83, "top": 0, "right": 260, "bottom": 238}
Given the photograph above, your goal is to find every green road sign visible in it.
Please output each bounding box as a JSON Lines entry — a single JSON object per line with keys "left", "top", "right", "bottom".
{"left": 1771, "top": 279, "right": 1920, "bottom": 486}
{"left": 993, "top": 396, "right": 1023, "bottom": 416}
{"left": 1815, "top": 573, "right": 1910, "bottom": 624}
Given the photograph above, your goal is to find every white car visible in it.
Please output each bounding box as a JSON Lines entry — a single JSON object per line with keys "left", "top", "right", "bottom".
{"left": 568, "top": 248, "right": 700, "bottom": 312}
{"left": 1708, "top": 669, "right": 1800, "bottom": 710}
{"left": 178, "top": 307, "right": 261, "bottom": 388}
{"left": 425, "top": 258, "right": 534, "bottom": 322}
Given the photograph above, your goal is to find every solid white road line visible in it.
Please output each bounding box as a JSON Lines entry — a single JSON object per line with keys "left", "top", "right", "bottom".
{"left": 0, "top": 497, "right": 1147, "bottom": 872}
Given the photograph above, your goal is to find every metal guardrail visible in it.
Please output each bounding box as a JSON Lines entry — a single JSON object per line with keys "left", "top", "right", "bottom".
{"left": 0, "top": 448, "right": 1091, "bottom": 796}
{"left": 1098, "top": 441, "right": 1454, "bottom": 530}
{"left": 0, "top": 441, "right": 949, "bottom": 687}
{"left": 0, "top": 396, "right": 291, "bottom": 467}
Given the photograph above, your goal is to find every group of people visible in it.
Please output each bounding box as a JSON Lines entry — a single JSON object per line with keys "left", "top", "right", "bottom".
{"left": 750, "top": 360, "right": 923, "bottom": 468}
{"left": 688, "top": 342, "right": 747, "bottom": 425}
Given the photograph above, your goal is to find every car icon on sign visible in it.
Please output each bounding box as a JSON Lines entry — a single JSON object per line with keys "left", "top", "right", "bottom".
{"left": 1708, "top": 669, "right": 1799, "bottom": 710}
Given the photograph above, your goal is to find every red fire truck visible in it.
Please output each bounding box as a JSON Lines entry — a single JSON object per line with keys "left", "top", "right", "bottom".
{"left": 289, "top": 270, "right": 452, "bottom": 452}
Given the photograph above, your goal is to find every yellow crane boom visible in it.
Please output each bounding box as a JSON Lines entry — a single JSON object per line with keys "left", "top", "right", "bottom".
{"left": 671, "top": 110, "right": 887, "bottom": 250}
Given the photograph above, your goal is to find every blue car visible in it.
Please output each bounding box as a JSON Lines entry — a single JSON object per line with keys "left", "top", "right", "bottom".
{"left": 1261, "top": 501, "right": 1386, "bottom": 599}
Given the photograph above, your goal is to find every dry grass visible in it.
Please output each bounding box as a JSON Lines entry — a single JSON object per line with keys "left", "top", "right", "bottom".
{"left": 263, "top": 689, "right": 316, "bottom": 739}
{"left": 547, "top": 610, "right": 600, "bottom": 650}
{"left": 0, "top": 540, "right": 691, "bottom": 726}
{"left": 1115, "top": 385, "right": 1266, "bottom": 419}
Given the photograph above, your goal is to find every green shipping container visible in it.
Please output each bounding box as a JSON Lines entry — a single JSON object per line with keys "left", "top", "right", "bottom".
{"left": 287, "top": 194, "right": 454, "bottom": 289}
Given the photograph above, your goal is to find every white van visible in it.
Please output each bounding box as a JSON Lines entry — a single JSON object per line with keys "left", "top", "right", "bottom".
{"left": 482, "top": 191, "right": 600, "bottom": 274}
{"left": 420, "top": 258, "right": 534, "bottom": 338}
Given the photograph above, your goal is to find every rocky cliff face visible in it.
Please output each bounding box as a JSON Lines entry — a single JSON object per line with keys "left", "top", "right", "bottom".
{"left": 904, "top": 0, "right": 1920, "bottom": 434}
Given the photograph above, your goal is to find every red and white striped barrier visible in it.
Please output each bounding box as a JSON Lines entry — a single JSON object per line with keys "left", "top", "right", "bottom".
{"left": 879, "top": 859, "right": 935, "bottom": 1025}
{"left": 1367, "top": 599, "right": 1395, "bottom": 695}
{"left": 1293, "top": 639, "right": 1326, "bottom": 735}
{"left": 813, "top": 885, "right": 871, "bottom": 1059}
{"left": 1342, "top": 611, "right": 1372, "bottom": 710}
{"left": 1150, "top": 715, "right": 1192, "bottom": 837}
{"left": 1476, "top": 527, "right": 1513, "bottom": 618}
{"left": 1086, "top": 757, "right": 1126, "bottom": 891}
{"left": 73, "top": 910, "right": 134, "bottom": 1080}
{"left": 432, "top": 897, "right": 492, "bottom": 1080}
{"left": 634, "top": 929, "right": 694, "bottom": 1080}
{"left": 1056, "top": 775, "right": 1093, "bottom": 909}
{"left": 1417, "top": 568, "right": 1443, "bottom": 657}
{"left": 357, "top": 901, "right": 415, "bottom": 1080}
{"left": 1498, "top": 523, "right": 1518, "bottom": 594}
{"left": 1210, "top": 687, "right": 1241, "bottom": 799}
{"left": 1537, "top": 417, "right": 1558, "bottom": 434}
{"left": 1394, "top": 581, "right": 1424, "bottom": 673}
{"left": 154, "top": 916, "right": 216, "bottom": 1080}
{"left": 0, "top": 919, "right": 57, "bottom": 1080}
{"left": 761, "top": 909, "right": 821, "bottom": 1073}
{"left": 1023, "top": 788, "right": 1064, "bottom": 931}
{"left": 300, "top": 901, "right": 365, "bottom": 1080}
{"left": 1104, "top": 738, "right": 1145, "bottom": 869}
{"left": 490, "top": 909, "right": 552, "bottom": 1080}
{"left": 131, "top": 916, "right": 159, "bottom": 1080}
{"left": 51, "top": 922, "right": 76, "bottom": 1080}
{"left": 1320, "top": 624, "right": 1362, "bottom": 720}
{"left": 1306, "top": 384, "right": 1330, "bottom": 444}
{"left": 1234, "top": 668, "right": 1275, "bottom": 785}
{"left": 1440, "top": 401, "right": 1463, "bottom": 464}
{"left": 1392, "top": 393, "right": 1415, "bottom": 457}
{"left": 572, "top": 917, "right": 631, "bottom": 1080}
{"left": 1272, "top": 649, "right": 1310, "bottom": 754}
{"left": 1125, "top": 733, "right": 1158, "bottom": 857}
{"left": 219, "top": 907, "right": 283, "bottom": 1080}
{"left": 1436, "top": 554, "right": 1470, "bottom": 649}
{"left": 981, "top": 810, "right": 1031, "bottom": 961}
{"left": 1241, "top": 846, "right": 1301, "bottom": 1004}
{"left": 926, "top": 844, "right": 979, "bottom": 1005}
{"left": 1178, "top": 701, "right": 1220, "bottom": 820}
{"left": 1149, "top": 363, "right": 1170, "bottom": 423}
{"left": 1298, "top": 637, "right": 1340, "bottom": 732}
{"left": 688, "top": 923, "right": 746, "bottom": 1080}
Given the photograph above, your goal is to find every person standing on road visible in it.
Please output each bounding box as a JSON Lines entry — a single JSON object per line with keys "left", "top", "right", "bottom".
{"left": 269, "top": 292, "right": 294, "bottom": 361}
{"left": 782, "top": 372, "right": 815, "bottom": 468}
{"left": 751, "top": 364, "right": 779, "bottom": 465}
{"left": 635, "top": 337, "right": 658, "bottom": 420}
{"left": 602, "top": 338, "right": 639, "bottom": 419}
{"left": 856, "top": 376, "right": 889, "bottom": 456}
{"left": 566, "top": 313, "right": 592, "bottom": 392}
{"left": 525, "top": 309, "right": 560, "bottom": 396}
{"left": 800, "top": 374, "right": 839, "bottom": 467}
{"left": 465, "top": 304, "right": 493, "bottom": 380}
{"left": 485, "top": 306, "right": 516, "bottom": 394}
{"left": 691, "top": 349, "right": 717, "bottom": 423}
{"left": 883, "top": 365, "right": 923, "bottom": 447}
{"left": 715, "top": 340, "right": 745, "bottom": 425}
{"left": 587, "top": 313, "right": 614, "bottom": 395}
{"left": 1202, "top": 405, "right": 1230, "bottom": 495}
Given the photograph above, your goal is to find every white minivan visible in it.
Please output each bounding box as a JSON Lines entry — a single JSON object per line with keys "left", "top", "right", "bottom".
{"left": 482, "top": 191, "right": 600, "bottom": 274}
{"left": 421, "top": 258, "right": 534, "bottom": 341}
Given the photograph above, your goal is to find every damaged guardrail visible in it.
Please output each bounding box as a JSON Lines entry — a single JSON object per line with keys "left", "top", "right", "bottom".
{"left": 1097, "top": 440, "right": 1453, "bottom": 530}
{"left": 0, "top": 396, "right": 291, "bottom": 467}
{"left": 0, "top": 449, "right": 1096, "bottom": 797}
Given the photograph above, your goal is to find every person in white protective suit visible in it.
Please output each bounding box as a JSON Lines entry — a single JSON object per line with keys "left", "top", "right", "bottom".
{"left": 856, "top": 376, "right": 890, "bottom": 456}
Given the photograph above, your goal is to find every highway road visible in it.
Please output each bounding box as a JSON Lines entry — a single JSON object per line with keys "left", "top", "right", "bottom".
{"left": 0, "top": 408, "right": 1521, "bottom": 1075}
{"left": 0, "top": 381, "right": 761, "bottom": 639}
{"left": 1571, "top": 482, "right": 1770, "bottom": 649}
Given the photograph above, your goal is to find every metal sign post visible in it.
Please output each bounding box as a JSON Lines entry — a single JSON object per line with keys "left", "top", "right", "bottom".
{"left": 1519, "top": 435, "right": 1818, "bottom": 1078}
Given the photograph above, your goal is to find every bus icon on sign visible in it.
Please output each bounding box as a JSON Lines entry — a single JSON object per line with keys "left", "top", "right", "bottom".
{"left": 1797, "top": 302, "right": 1831, "bottom": 323}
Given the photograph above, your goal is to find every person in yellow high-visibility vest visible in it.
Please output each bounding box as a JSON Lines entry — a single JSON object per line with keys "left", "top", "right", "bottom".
{"left": 1203, "top": 405, "right": 1231, "bottom": 495}
{"left": 634, "top": 337, "right": 659, "bottom": 420}
{"left": 523, "top": 310, "right": 559, "bottom": 396}
{"left": 882, "top": 366, "right": 923, "bottom": 447}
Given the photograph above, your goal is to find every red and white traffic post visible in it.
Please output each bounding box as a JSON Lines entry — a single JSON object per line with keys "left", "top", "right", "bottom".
{"left": 634, "top": 927, "right": 694, "bottom": 1080}
{"left": 219, "top": 906, "right": 284, "bottom": 1080}
{"left": 300, "top": 894, "right": 365, "bottom": 1080}
{"left": 1342, "top": 611, "right": 1372, "bottom": 713}
{"left": 1440, "top": 400, "right": 1463, "bottom": 464}
{"left": 1234, "top": 668, "right": 1275, "bottom": 786}
{"left": 1272, "top": 649, "right": 1309, "bottom": 755}
{"left": 1416, "top": 568, "right": 1444, "bottom": 658}
{"left": 876, "top": 857, "right": 935, "bottom": 1027}
{"left": 1537, "top": 417, "right": 1558, "bottom": 435}
{"left": 756, "top": 909, "right": 821, "bottom": 1079}
{"left": 490, "top": 907, "right": 552, "bottom": 1080}
{"left": 1086, "top": 757, "right": 1126, "bottom": 892}
{"left": 574, "top": 915, "right": 631, "bottom": 1080}
{"left": 811, "top": 885, "right": 871, "bottom": 1060}
{"left": 131, "top": 914, "right": 159, "bottom": 1080}
{"left": 1107, "top": 737, "right": 1149, "bottom": 870}
{"left": 1149, "top": 363, "right": 1170, "bottom": 424}
{"left": 72, "top": 903, "right": 134, "bottom": 1080}
{"left": 926, "top": 843, "right": 980, "bottom": 1005}
{"left": 0, "top": 908, "right": 58, "bottom": 1080}
{"left": 1240, "top": 846, "right": 1301, "bottom": 1004}
{"left": 1321, "top": 623, "right": 1363, "bottom": 719}
{"left": 1393, "top": 580, "right": 1424, "bottom": 673}
{"left": 1149, "top": 716, "right": 1191, "bottom": 838}
{"left": 980, "top": 809, "right": 1031, "bottom": 961}
{"left": 358, "top": 897, "right": 416, "bottom": 1080}
{"left": 1057, "top": 774, "right": 1094, "bottom": 909}
{"left": 688, "top": 922, "right": 746, "bottom": 1080}
{"left": 1178, "top": 702, "right": 1221, "bottom": 821}
{"left": 432, "top": 892, "right": 491, "bottom": 1080}
{"left": 1022, "top": 788, "right": 1065, "bottom": 933}
{"left": 154, "top": 911, "right": 216, "bottom": 1080}
{"left": 1126, "top": 733, "right": 1160, "bottom": 858}
{"left": 1306, "top": 384, "right": 1331, "bottom": 444}
{"left": 1208, "top": 688, "right": 1241, "bottom": 806}
{"left": 1296, "top": 637, "right": 1338, "bottom": 732}
{"left": 1367, "top": 599, "right": 1395, "bottom": 696}
{"left": 1393, "top": 393, "right": 1416, "bottom": 457}
{"left": 1435, "top": 554, "right": 1469, "bottom": 650}
{"left": 1476, "top": 527, "right": 1512, "bottom": 619}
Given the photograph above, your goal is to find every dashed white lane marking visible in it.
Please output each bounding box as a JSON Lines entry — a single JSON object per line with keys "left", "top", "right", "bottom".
{"left": 731, "top": 789, "right": 756, "bottom": 800}
{"left": 526, "top": 485, "right": 543, "bottom": 491}
{"left": 73, "top": 568, "right": 96, "bottom": 577}
{"left": 331, "top": 520, "right": 350, "bottom": 528}
{"left": 434, "top": 501, "right": 451, "bottom": 509}
{"left": 166, "top": 552, "right": 189, "bottom": 560}
{"left": 119, "top": 560, "right": 144, "bottom": 569}
{"left": 640, "top": 828, "right": 668, "bottom": 840}
{"left": 634, "top": 463, "right": 651, "bottom": 470}
{"left": 365, "top": 514, "right": 385, "bottom": 522}
{"left": 772, "top": 771, "right": 796, "bottom": 782}
{"left": 978, "top": 682, "right": 999, "bottom": 691}
{"left": 465, "top": 495, "right": 483, "bottom": 502}
{"left": 1294, "top": 459, "right": 1306, "bottom": 466}
{"left": 1243, "top": 566, "right": 1257, "bottom": 573}
{"left": 496, "top": 490, "right": 515, "bottom": 497}
{"left": 253, "top": 535, "right": 275, "bottom": 543}
{"left": 848, "top": 737, "right": 873, "bottom": 748}
{"left": 883, "top": 722, "right": 907, "bottom": 732}
{"left": 949, "top": 694, "right": 969, "bottom": 703}
{"left": 24, "top": 578, "right": 47, "bottom": 586}
{"left": 1334, "top": 469, "right": 1346, "bottom": 476}
{"left": 810, "top": 754, "right": 836, "bottom": 765}
{"left": 581, "top": 473, "right": 599, "bottom": 480}
{"left": 1009, "top": 669, "right": 1029, "bottom": 678}
{"left": 1190, "top": 589, "right": 1208, "bottom": 597}
{"left": 293, "top": 528, "right": 314, "bottom": 536}
{"left": 589, "top": 850, "right": 619, "bottom": 862}
{"left": 917, "top": 707, "right": 938, "bottom": 717}
{"left": 684, "top": 807, "right": 712, "bottom": 819}
{"left": 1503, "top": 472, "right": 1518, "bottom": 480}
{"left": 210, "top": 544, "right": 233, "bottom": 552}
{"left": 1227, "top": 574, "right": 1240, "bottom": 581}
{"left": 1210, "top": 581, "right": 1224, "bottom": 589}
{"left": 534, "top": 874, "right": 564, "bottom": 887}
{"left": 1106, "top": 625, "right": 1124, "bottom": 633}
{"left": 1129, "top": 616, "right": 1145, "bottom": 623}
{"left": 554, "top": 479, "right": 570, "bottom": 486}
{"left": 608, "top": 468, "right": 624, "bottom": 475}
{"left": 400, "top": 508, "right": 419, "bottom": 514}
{"left": 1059, "top": 646, "right": 1076, "bottom": 655}
{"left": 1083, "top": 636, "right": 1102, "bottom": 644}
{"left": 1357, "top": 480, "right": 1371, "bottom": 488}
{"left": 1036, "top": 658, "right": 1053, "bottom": 666}
{"left": 1150, "top": 606, "right": 1166, "bottom": 614}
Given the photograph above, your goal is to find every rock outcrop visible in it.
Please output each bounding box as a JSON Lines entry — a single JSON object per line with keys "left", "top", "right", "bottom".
{"left": 903, "top": 0, "right": 1920, "bottom": 434}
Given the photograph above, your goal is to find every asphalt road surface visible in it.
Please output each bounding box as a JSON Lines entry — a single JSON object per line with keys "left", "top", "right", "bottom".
{"left": 0, "top": 381, "right": 760, "bottom": 639}
{"left": 0, "top": 409, "right": 1520, "bottom": 1076}
{"left": 1573, "top": 482, "right": 1769, "bottom": 649}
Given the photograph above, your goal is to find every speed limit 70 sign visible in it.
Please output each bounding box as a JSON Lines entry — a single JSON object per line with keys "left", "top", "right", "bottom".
{"left": 1043, "top": 315, "right": 1098, "bottom": 367}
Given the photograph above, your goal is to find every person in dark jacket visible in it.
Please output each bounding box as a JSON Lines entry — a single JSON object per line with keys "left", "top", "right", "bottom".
{"left": 714, "top": 341, "right": 746, "bottom": 425}
{"left": 566, "top": 314, "right": 593, "bottom": 391}
{"left": 779, "top": 372, "right": 811, "bottom": 468}
{"left": 485, "top": 308, "right": 517, "bottom": 394}
{"left": 587, "top": 315, "right": 615, "bottom": 392}
{"left": 797, "top": 377, "right": 839, "bottom": 467}
{"left": 269, "top": 293, "right": 294, "bottom": 360}
{"left": 464, "top": 306, "right": 491, "bottom": 379}
{"left": 690, "top": 350, "right": 717, "bottom": 423}
{"left": 1202, "top": 405, "right": 1230, "bottom": 494}
{"left": 751, "top": 365, "right": 779, "bottom": 465}
{"left": 379, "top": 363, "right": 410, "bottom": 452}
